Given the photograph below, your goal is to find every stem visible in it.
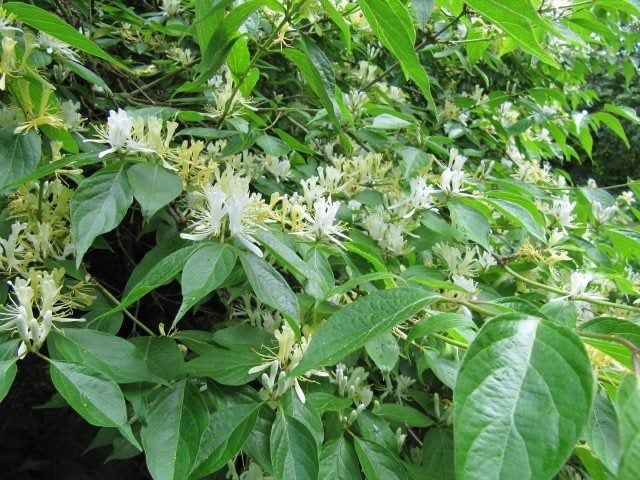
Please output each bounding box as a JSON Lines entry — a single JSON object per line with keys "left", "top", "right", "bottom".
{"left": 502, "top": 264, "right": 640, "bottom": 314}
{"left": 94, "top": 280, "right": 156, "bottom": 336}
{"left": 431, "top": 333, "right": 468, "bottom": 349}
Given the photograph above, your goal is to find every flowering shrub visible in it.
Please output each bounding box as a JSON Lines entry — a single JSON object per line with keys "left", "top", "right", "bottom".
{"left": 1, "top": 0, "right": 640, "bottom": 478}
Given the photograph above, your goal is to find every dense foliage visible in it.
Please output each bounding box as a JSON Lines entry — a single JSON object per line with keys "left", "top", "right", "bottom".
{"left": 1, "top": 0, "right": 640, "bottom": 479}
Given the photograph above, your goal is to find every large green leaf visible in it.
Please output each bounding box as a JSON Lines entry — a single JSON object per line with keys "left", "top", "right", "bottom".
{"left": 0, "top": 126, "right": 41, "bottom": 190}
{"left": 0, "top": 359, "right": 17, "bottom": 404}
{"left": 454, "top": 315, "right": 594, "bottom": 480}
{"left": 48, "top": 329, "right": 160, "bottom": 384}
{"left": 49, "top": 360, "right": 128, "bottom": 428}
{"left": 186, "top": 346, "right": 263, "bottom": 386}
{"left": 141, "top": 381, "right": 209, "bottom": 480}
{"left": 319, "top": 436, "right": 362, "bottom": 480}
{"left": 448, "top": 200, "right": 491, "bottom": 249}
{"left": 70, "top": 168, "right": 133, "bottom": 265}
{"left": 270, "top": 411, "right": 319, "bottom": 480}
{"left": 421, "top": 426, "right": 455, "bottom": 480}
{"left": 191, "top": 402, "right": 261, "bottom": 478}
{"left": 291, "top": 287, "right": 436, "bottom": 375}
{"left": 358, "top": 0, "right": 434, "bottom": 108}
{"left": 174, "top": 243, "right": 237, "bottom": 325}
{"left": 585, "top": 394, "right": 620, "bottom": 475}
{"left": 354, "top": 437, "right": 407, "bottom": 480}
{"left": 3, "top": 3, "right": 125, "bottom": 68}
{"left": 617, "top": 374, "right": 640, "bottom": 480}
{"left": 463, "top": 0, "right": 559, "bottom": 67}
{"left": 127, "top": 163, "right": 183, "bottom": 219}
{"left": 240, "top": 252, "right": 300, "bottom": 327}
{"left": 119, "top": 243, "right": 206, "bottom": 313}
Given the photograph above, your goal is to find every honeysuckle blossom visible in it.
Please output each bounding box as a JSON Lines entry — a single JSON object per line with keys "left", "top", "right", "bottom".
{"left": 88, "top": 109, "right": 155, "bottom": 158}
{"left": 592, "top": 200, "right": 617, "bottom": 224}
{"left": 551, "top": 195, "right": 577, "bottom": 229}
{"left": 37, "top": 32, "right": 80, "bottom": 63}
{"left": 0, "top": 270, "right": 84, "bottom": 356}
{"left": 565, "top": 272, "right": 604, "bottom": 300}
{"left": 302, "top": 197, "right": 348, "bottom": 246}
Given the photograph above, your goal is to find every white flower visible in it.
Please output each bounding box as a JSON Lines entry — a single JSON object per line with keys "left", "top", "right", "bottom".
{"left": 551, "top": 195, "right": 576, "bottom": 229}
{"left": 440, "top": 169, "right": 465, "bottom": 195}
{"left": 362, "top": 210, "right": 387, "bottom": 241}
{"left": 592, "top": 200, "right": 616, "bottom": 224}
{"left": 304, "top": 197, "right": 348, "bottom": 245}
{"left": 567, "top": 272, "right": 604, "bottom": 300}
{"left": 618, "top": 191, "right": 635, "bottom": 205}
{"left": 383, "top": 224, "right": 405, "bottom": 255}
{"left": 161, "top": 0, "right": 182, "bottom": 16}
{"left": 264, "top": 155, "right": 291, "bottom": 180}
{"left": 408, "top": 177, "right": 436, "bottom": 212}
{"left": 180, "top": 185, "right": 227, "bottom": 241}
{"left": 181, "top": 175, "right": 263, "bottom": 257}
{"left": 0, "top": 222, "right": 27, "bottom": 272}
{"left": 226, "top": 192, "right": 262, "bottom": 257}
{"left": 87, "top": 109, "right": 154, "bottom": 158}
{"left": 572, "top": 110, "right": 589, "bottom": 132}
{"left": 440, "top": 148, "right": 467, "bottom": 195}
{"left": 0, "top": 271, "right": 84, "bottom": 355}
{"left": 37, "top": 32, "right": 80, "bottom": 63}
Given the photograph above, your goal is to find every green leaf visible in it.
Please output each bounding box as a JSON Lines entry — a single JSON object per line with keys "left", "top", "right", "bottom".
{"left": 607, "top": 228, "right": 640, "bottom": 259}
{"left": 284, "top": 38, "right": 340, "bottom": 128}
{"left": 454, "top": 314, "right": 594, "bottom": 480}
{"left": 463, "top": 0, "right": 559, "bottom": 68}
{"left": 187, "top": 346, "right": 263, "bottom": 386}
{"left": 412, "top": 0, "right": 436, "bottom": 25}
{"left": 50, "top": 360, "right": 128, "bottom": 428}
{"left": 617, "top": 374, "right": 640, "bottom": 480}
{"left": 70, "top": 168, "right": 133, "bottom": 265}
{"left": 580, "top": 316, "right": 640, "bottom": 369}
{"left": 358, "top": 0, "right": 434, "bottom": 109}
{"left": 421, "top": 426, "right": 455, "bottom": 480}
{"left": 585, "top": 394, "right": 620, "bottom": 475}
{"left": 0, "top": 126, "right": 41, "bottom": 190}
{"left": 0, "top": 359, "right": 17, "bottom": 404}
{"left": 270, "top": 411, "right": 319, "bottom": 480}
{"left": 356, "top": 411, "right": 397, "bottom": 452}
{"left": 127, "top": 163, "right": 183, "bottom": 219}
{"left": 191, "top": 402, "right": 261, "bottom": 478}
{"left": 354, "top": 437, "right": 408, "bottom": 480}
{"left": 487, "top": 194, "right": 546, "bottom": 241}
{"left": 196, "top": 0, "right": 268, "bottom": 81}
{"left": 320, "top": 0, "right": 351, "bottom": 53}
{"left": 48, "top": 329, "right": 160, "bottom": 384}
{"left": 406, "top": 312, "right": 476, "bottom": 347}
{"left": 3, "top": 3, "right": 125, "bottom": 69}
{"left": 174, "top": 243, "right": 237, "bottom": 325}
{"left": 131, "top": 336, "right": 186, "bottom": 382}
{"left": 120, "top": 243, "right": 205, "bottom": 312}
{"left": 593, "top": 111, "right": 629, "bottom": 147}
{"left": 539, "top": 299, "right": 578, "bottom": 328}
{"left": 282, "top": 390, "right": 324, "bottom": 446}
{"left": 377, "top": 403, "right": 432, "bottom": 428}
{"left": 365, "top": 332, "right": 399, "bottom": 373}
{"left": 240, "top": 252, "right": 300, "bottom": 328}
{"left": 141, "top": 381, "right": 209, "bottom": 480}
{"left": 448, "top": 200, "right": 491, "bottom": 249}
{"left": 291, "top": 287, "right": 436, "bottom": 375}
{"left": 319, "top": 436, "right": 362, "bottom": 480}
